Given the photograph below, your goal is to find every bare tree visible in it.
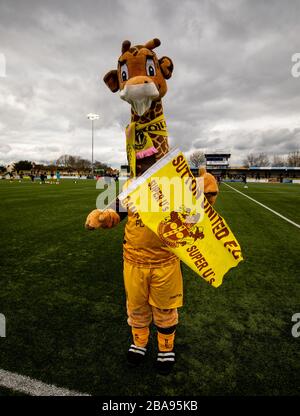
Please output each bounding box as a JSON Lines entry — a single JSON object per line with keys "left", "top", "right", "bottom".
{"left": 256, "top": 153, "right": 270, "bottom": 166}
{"left": 189, "top": 151, "right": 205, "bottom": 168}
{"left": 243, "top": 153, "right": 257, "bottom": 167}
{"left": 56, "top": 154, "right": 70, "bottom": 167}
{"left": 272, "top": 155, "right": 286, "bottom": 167}
{"left": 56, "top": 154, "right": 111, "bottom": 172}
{"left": 288, "top": 150, "right": 300, "bottom": 167}
{"left": 76, "top": 158, "right": 92, "bottom": 171}
{"left": 56, "top": 155, "right": 91, "bottom": 170}
{"left": 94, "top": 160, "right": 109, "bottom": 170}
{"left": 243, "top": 152, "right": 270, "bottom": 167}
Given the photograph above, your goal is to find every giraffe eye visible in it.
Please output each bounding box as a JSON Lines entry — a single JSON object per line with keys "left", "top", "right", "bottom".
{"left": 120, "top": 63, "right": 129, "bottom": 81}
{"left": 146, "top": 58, "right": 156, "bottom": 77}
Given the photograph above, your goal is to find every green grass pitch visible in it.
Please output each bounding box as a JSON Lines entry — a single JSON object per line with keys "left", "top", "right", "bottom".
{"left": 0, "top": 179, "right": 299, "bottom": 396}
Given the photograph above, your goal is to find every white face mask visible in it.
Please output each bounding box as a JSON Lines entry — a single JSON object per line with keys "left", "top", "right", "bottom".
{"left": 120, "top": 82, "right": 159, "bottom": 116}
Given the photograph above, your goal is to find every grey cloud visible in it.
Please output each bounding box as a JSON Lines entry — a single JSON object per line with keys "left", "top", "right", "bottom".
{"left": 234, "top": 141, "right": 250, "bottom": 151}
{"left": 193, "top": 138, "right": 221, "bottom": 149}
{"left": 226, "top": 128, "right": 300, "bottom": 163}
{"left": 0, "top": 143, "right": 12, "bottom": 154}
{"left": 34, "top": 145, "right": 60, "bottom": 153}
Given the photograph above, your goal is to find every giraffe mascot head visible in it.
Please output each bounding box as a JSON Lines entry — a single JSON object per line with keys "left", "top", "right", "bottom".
{"left": 103, "top": 38, "right": 174, "bottom": 177}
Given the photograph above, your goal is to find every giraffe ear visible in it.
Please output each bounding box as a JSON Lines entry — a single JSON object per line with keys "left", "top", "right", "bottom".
{"left": 103, "top": 70, "right": 119, "bottom": 92}
{"left": 159, "top": 56, "right": 174, "bottom": 80}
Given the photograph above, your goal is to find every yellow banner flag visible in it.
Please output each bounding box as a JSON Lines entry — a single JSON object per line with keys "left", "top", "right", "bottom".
{"left": 119, "top": 148, "right": 243, "bottom": 287}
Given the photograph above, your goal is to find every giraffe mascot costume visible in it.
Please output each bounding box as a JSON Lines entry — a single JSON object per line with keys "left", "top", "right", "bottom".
{"left": 85, "top": 38, "right": 219, "bottom": 374}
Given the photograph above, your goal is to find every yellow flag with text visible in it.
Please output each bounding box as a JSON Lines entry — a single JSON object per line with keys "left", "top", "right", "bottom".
{"left": 119, "top": 148, "right": 243, "bottom": 287}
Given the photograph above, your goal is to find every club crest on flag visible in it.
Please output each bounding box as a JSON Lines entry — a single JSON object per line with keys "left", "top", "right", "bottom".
{"left": 158, "top": 208, "right": 204, "bottom": 248}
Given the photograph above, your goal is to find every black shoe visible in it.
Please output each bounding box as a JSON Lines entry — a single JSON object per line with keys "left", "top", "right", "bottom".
{"left": 127, "top": 344, "right": 147, "bottom": 366}
{"left": 155, "top": 351, "right": 175, "bottom": 375}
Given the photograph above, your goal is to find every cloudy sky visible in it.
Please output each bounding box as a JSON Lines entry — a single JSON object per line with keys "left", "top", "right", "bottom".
{"left": 0, "top": 0, "right": 299, "bottom": 167}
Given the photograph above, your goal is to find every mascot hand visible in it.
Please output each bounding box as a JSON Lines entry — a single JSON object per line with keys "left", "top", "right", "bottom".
{"left": 199, "top": 167, "right": 219, "bottom": 206}
{"left": 85, "top": 208, "right": 120, "bottom": 230}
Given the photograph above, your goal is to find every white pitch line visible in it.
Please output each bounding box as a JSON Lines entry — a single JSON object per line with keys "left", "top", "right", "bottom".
{"left": 0, "top": 369, "right": 90, "bottom": 396}
{"left": 223, "top": 182, "right": 300, "bottom": 229}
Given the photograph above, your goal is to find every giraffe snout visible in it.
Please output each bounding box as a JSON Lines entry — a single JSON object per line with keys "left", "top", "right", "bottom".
{"left": 120, "top": 81, "right": 159, "bottom": 116}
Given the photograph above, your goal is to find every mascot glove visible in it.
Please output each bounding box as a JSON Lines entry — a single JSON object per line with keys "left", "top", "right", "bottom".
{"left": 85, "top": 208, "right": 120, "bottom": 230}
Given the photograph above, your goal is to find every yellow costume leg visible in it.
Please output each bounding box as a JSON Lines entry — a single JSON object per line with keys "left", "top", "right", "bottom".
{"left": 152, "top": 307, "right": 179, "bottom": 329}
{"left": 131, "top": 326, "right": 150, "bottom": 348}
{"left": 157, "top": 330, "right": 176, "bottom": 352}
{"left": 124, "top": 260, "right": 152, "bottom": 331}
{"left": 152, "top": 307, "right": 177, "bottom": 352}
{"left": 148, "top": 259, "right": 183, "bottom": 310}
{"left": 124, "top": 260, "right": 152, "bottom": 364}
{"left": 126, "top": 300, "right": 152, "bottom": 330}
{"left": 148, "top": 260, "right": 183, "bottom": 374}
